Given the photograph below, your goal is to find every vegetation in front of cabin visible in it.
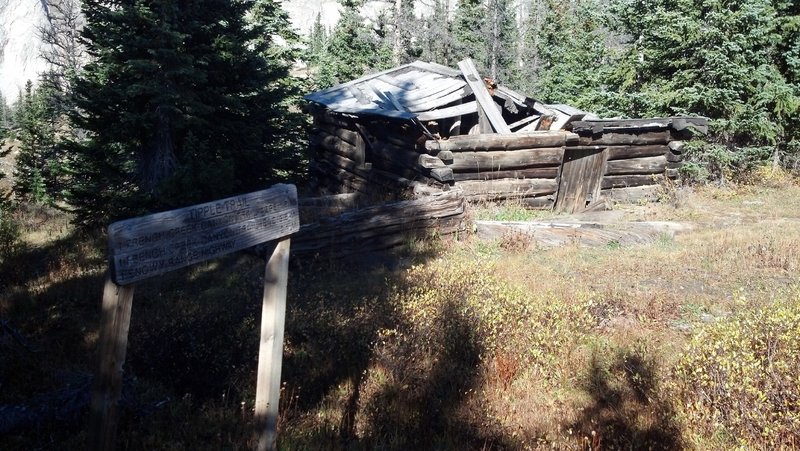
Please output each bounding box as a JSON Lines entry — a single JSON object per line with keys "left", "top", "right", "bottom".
{"left": 1, "top": 0, "right": 800, "bottom": 449}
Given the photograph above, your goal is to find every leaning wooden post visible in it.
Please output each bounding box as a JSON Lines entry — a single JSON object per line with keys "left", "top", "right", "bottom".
{"left": 254, "top": 237, "right": 291, "bottom": 451}
{"left": 89, "top": 184, "right": 299, "bottom": 451}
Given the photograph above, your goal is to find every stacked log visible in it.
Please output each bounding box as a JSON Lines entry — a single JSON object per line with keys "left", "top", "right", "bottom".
{"left": 308, "top": 106, "right": 453, "bottom": 197}
{"left": 292, "top": 190, "right": 466, "bottom": 259}
{"left": 425, "top": 131, "right": 575, "bottom": 206}
{"left": 570, "top": 118, "right": 704, "bottom": 203}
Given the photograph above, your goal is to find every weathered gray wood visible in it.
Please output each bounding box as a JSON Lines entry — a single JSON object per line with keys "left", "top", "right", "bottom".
{"left": 665, "top": 168, "right": 679, "bottom": 179}
{"left": 668, "top": 140, "right": 685, "bottom": 154}
{"left": 108, "top": 185, "right": 300, "bottom": 285}
{"left": 425, "top": 131, "right": 568, "bottom": 152}
{"left": 605, "top": 155, "right": 668, "bottom": 176}
{"left": 555, "top": 147, "right": 608, "bottom": 213}
{"left": 507, "top": 114, "right": 540, "bottom": 131}
{"left": 457, "top": 58, "right": 511, "bottom": 133}
{"left": 666, "top": 152, "right": 683, "bottom": 163}
{"left": 418, "top": 153, "right": 447, "bottom": 169}
{"left": 416, "top": 101, "right": 478, "bottom": 121}
{"left": 89, "top": 276, "right": 135, "bottom": 451}
{"left": 312, "top": 131, "right": 364, "bottom": 165}
{"left": 456, "top": 178, "right": 559, "bottom": 199}
{"left": 448, "top": 148, "right": 564, "bottom": 172}
{"left": 606, "top": 145, "right": 669, "bottom": 161}
{"left": 452, "top": 166, "right": 560, "bottom": 181}
{"left": 579, "top": 131, "right": 671, "bottom": 146}
{"left": 601, "top": 174, "right": 664, "bottom": 189}
{"left": 316, "top": 123, "right": 360, "bottom": 147}
{"left": 254, "top": 238, "right": 291, "bottom": 451}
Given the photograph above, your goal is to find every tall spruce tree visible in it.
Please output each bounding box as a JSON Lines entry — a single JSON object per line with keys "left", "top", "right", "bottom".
{"left": 452, "top": 0, "right": 488, "bottom": 72}
{"left": 313, "top": 0, "right": 392, "bottom": 89}
{"left": 524, "top": 0, "right": 612, "bottom": 109}
{"left": 68, "top": 0, "right": 301, "bottom": 227}
{"left": 13, "top": 81, "right": 63, "bottom": 204}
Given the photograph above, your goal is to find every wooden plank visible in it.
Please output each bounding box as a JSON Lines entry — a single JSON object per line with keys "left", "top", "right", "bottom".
{"left": 605, "top": 155, "right": 668, "bottom": 176}
{"left": 254, "top": 238, "right": 291, "bottom": 451}
{"left": 456, "top": 178, "right": 559, "bottom": 198}
{"left": 554, "top": 147, "right": 608, "bottom": 213}
{"left": 416, "top": 101, "right": 478, "bottom": 121}
{"left": 448, "top": 148, "right": 564, "bottom": 172}
{"left": 108, "top": 185, "right": 300, "bottom": 285}
{"left": 425, "top": 132, "right": 567, "bottom": 152}
{"left": 89, "top": 276, "right": 135, "bottom": 451}
{"left": 457, "top": 58, "right": 511, "bottom": 133}
{"left": 606, "top": 145, "right": 669, "bottom": 161}
{"left": 452, "top": 166, "right": 560, "bottom": 181}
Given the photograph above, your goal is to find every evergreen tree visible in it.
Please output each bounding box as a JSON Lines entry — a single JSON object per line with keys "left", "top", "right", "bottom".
{"left": 485, "top": 0, "right": 520, "bottom": 84}
{"left": 606, "top": 0, "right": 800, "bottom": 175}
{"left": 12, "top": 81, "right": 63, "bottom": 204}
{"left": 452, "top": 0, "right": 488, "bottom": 72}
{"left": 419, "top": 0, "right": 456, "bottom": 66}
{"left": 307, "top": 13, "right": 328, "bottom": 65}
{"left": 68, "top": 0, "right": 302, "bottom": 227}
{"left": 314, "top": 0, "right": 392, "bottom": 89}
{"left": 524, "top": 0, "right": 612, "bottom": 109}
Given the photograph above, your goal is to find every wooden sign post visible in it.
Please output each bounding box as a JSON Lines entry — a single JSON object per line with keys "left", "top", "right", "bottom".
{"left": 89, "top": 184, "right": 300, "bottom": 451}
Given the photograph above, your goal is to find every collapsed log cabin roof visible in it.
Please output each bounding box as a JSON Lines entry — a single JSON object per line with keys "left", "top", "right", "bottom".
{"left": 304, "top": 59, "right": 598, "bottom": 133}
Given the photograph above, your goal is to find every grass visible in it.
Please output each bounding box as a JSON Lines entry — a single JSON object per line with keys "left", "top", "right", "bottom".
{"left": 2, "top": 178, "right": 800, "bottom": 449}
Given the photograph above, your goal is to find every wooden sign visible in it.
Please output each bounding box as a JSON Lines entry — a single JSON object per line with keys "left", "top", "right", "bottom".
{"left": 91, "top": 184, "right": 299, "bottom": 451}
{"left": 108, "top": 184, "right": 299, "bottom": 285}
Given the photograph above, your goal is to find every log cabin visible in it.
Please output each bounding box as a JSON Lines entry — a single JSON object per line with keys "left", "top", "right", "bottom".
{"left": 304, "top": 59, "right": 708, "bottom": 214}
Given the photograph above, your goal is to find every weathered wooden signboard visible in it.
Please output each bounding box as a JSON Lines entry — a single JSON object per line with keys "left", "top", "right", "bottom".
{"left": 90, "top": 184, "right": 299, "bottom": 451}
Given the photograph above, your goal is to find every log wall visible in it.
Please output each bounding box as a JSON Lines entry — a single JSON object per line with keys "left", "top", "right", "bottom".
{"left": 308, "top": 107, "right": 705, "bottom": 213}
{"left": 308, "top": 106, "right": 451, "bottom": 198}
{"left": 570, "top": 119, "right": 701, "bottom": 204}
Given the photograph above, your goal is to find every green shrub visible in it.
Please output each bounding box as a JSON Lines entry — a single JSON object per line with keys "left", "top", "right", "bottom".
{"left": 671, "top": 297, "right": 800, "bottom": 447}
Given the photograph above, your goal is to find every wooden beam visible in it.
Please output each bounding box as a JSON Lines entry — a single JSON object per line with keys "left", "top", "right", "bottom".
{"left": 456, "top": 178, "right": 559, "bottom": 198}
{"left": 452, "top": 166, "right": 559, "bottom": 181}
{"left": 416, "top": 101, "right": 478, "bottom": 121}
{"left": 457, "top": 58, "right": 511, "bottom": 133}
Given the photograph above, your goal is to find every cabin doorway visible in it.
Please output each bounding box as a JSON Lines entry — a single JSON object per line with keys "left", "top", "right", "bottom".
{"left": 554, "top": 147, "right": 608, "bottom": 213}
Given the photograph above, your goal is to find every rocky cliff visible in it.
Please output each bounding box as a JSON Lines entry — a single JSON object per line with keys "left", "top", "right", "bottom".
{"left": 0, "top": 0, "right": 49, "bottom": 104}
